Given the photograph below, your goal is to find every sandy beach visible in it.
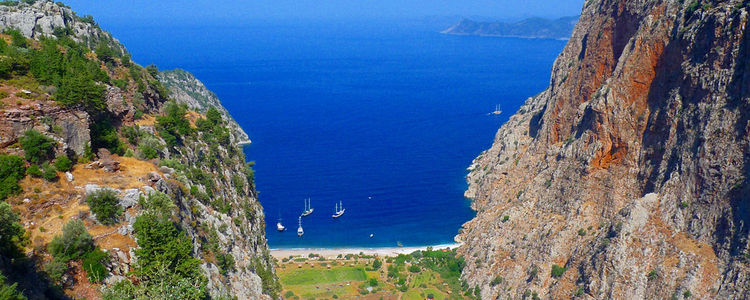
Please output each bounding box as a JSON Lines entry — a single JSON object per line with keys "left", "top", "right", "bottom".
{"left": 270, "top": 243, "right": 461, "bottom": 259}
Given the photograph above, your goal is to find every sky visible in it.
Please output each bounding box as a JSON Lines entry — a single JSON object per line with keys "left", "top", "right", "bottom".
{"left": 63, "top": 0, "right": 584, "bottom": 24}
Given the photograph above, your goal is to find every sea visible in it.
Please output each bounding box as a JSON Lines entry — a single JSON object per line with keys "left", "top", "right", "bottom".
{"left": 100, "top": 19, "right": 565, "bottom": 248}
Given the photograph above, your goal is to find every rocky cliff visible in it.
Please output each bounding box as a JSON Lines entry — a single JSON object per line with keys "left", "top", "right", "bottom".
{"left": 459, "top": 0, "right": 750, "bottom": 299}
{"left": 0, "top": 1, "right": 277, "bottom": 299}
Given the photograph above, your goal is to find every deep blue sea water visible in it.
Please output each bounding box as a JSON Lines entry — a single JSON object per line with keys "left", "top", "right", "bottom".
{"left": 101, "top": 20, "right": 565, "bottom": 248}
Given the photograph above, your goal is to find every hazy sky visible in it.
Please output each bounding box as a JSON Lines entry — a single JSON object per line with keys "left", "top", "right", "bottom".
{"left": 63, "top": 0, "right": 584, "bottom": 24}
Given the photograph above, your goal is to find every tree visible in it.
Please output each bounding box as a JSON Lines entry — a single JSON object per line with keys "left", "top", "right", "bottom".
{"left": 55, "top": 74, "right": 105, "bottom": 114}
{"left": 0, "top": 154, "right": 25, "bottom": 200}
{"left": 0, "top": 202, "right": 25, "bottom": 256}
{"left": 20, "top": 130, "right": 56, "bottom": 163}
{"left": 372, "top": 259, "right": 382, "bottom": 269}
{"left": 48, "top": 219, "right": 94, "bottom": 261}
{"left": 86, "top": 189, "right": 122, "bottom": 225}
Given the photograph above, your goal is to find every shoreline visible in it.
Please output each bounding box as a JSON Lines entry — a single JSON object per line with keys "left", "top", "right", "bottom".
{"left": 270, "top": 243, "right": 461, "bottom": 259}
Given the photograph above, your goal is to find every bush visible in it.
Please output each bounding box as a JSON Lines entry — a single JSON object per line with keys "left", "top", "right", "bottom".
{"left": 551, "top": 264, "right": 567, "bottom": 278}
{"left": 44, "top": 257, "right": 68, "bottom": 282}
{"left": 216, "top": 252, "right": 236, "bottom": 275}
{"left": 0, "top": 154, "right": 25, "bottom": 200}
{"left": 90, "top": 119, "right": 126, "bottom": 155}
{"left": 0, "top": 202, "right": 25, "bottom": 256}
{"left": 48, "top": 219, "right": 94, "bottom": 261}
{"left": 133, "top": 213, "right": 202, "bottom": 280}
{"left": 55, "top": 75, "right": 106, "bottom": 114}
{"left": 408, "top": 265, "right": 421, "bottom": 273}
{"left": 20, "top": 129, "right": 56, "bottom": 163}
{"left": 0, "top": 273, "right": 25, "bottom": 300}
{"left": 368, "top": 278, "right": 378, "bottom": 287}
{"left": 155, "top": 101, "right": 192, "bottom": 147}
{"left": 83, "top": 248, "right": 109, "bottom": 282}
{"left": 54, "top": 155, "right": 73, "bottom": 172}
{"left": 491, "top": 275, "right": 503, "bottom": 286}
{"left": 86, "top": 189, "right": 122, "bottom": 225}
{"left": 372, "top": 259, "right": 382, "bottom": 269}
{"left": 26, "top": 164, "right": 41, "bottom": 177}
{"left": 41, "top": 162, "right": 58, "bottom": 182}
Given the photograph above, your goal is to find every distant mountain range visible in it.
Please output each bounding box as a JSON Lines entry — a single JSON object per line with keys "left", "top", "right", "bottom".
{"left": 441, "top": 16, "right": 579, "bottom": 40}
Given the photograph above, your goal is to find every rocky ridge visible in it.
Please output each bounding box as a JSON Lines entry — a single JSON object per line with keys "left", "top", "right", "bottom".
{"left": 459, "top": 0, "right": 750, "bottom": 299}
{"left": 0, "top": 1, "right": 277, "bottom": 299}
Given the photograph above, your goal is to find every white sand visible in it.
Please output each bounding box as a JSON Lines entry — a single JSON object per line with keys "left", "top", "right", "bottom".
{"left": 270, "top": 243, "right": 461, "bottom": 259}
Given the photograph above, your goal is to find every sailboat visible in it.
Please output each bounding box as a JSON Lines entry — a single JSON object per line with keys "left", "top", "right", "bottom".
{"left": 301, "top": 198, "right": 314, "bottom": 217}
{"left": 276, "top": 217, "right": 285, "bottom": 232}
{"left": 297, "top": 216, "right": 304, "bottom": 236}
{"left": 492, "top": 104, "right": 502, "bottom": 115}
{"left": 332, "top": 201, "right": 345, "bottom": 218}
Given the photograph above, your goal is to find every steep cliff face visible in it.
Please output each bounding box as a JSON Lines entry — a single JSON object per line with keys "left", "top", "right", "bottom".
{"left": 459, "top": 0, "right": 750, "bottom": 299}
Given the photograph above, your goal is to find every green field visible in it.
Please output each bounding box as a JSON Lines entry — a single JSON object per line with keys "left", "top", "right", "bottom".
{"left": 276, "top": 250, "right": 477, "bottom": 300}
{"left": 281, "top": 266, "right": 367, "bottom": 285}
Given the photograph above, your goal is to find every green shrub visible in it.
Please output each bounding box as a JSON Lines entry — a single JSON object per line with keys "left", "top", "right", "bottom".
{"left": 0, "top": 273, "right": 25, "bottom": 300}
{"left": 372, "top": 259, "right": 382, "bottom": 269}
{"left": 284, "top": 291, "right": 294, "bottom": 298}
{"left": 44, "top": 257, "right": 68, "bottom": 282}
{"left": 41, "top": 162, "right": 58, "bottom": 182}
{"left": 54, "top": 155, "right": 73, "bottom": 172}
{"left": 647, "top": 269, "right": 658, "bottom": 281}
{"left": 408, "top": 264, "right": 421, "bottom": 273}
{"left": 0, "top": 154, "right": 25, "bottom": 200}
{"left": 49, "top": 219, "right": 94, "bottom": 261}
{"left": 0, "top": 202, "right": 25, "bottom": 256}
{"left": 6, "top": 29, "right": 26, "bottom": 48}
{"left": 83, "top": 248, "right": 109, "bottom": 282}
{"left": 490, "top": 275, "right": 503, "bottom": 286}
{"left": 102, "top": 267, "right": 206, "bottom": 300}
{"left": 368, "top": 278, "right": 378, "bottom": 287}
{"left": 133, "top": 212, "right": 202, "bottom": 280}
{"left": 90, "top": 119, "right": 126, "bottom": 155}
{"left": 20, "top": 129, "right": 56, "bottom": 163}
{"left": 26, "top": 164, "right": 41, "bottom": 177}
{"left": 55, "top": 75, "right": 106, "bottom": 114}
{"left": 551, "top": 264, "right": 567, "bottom": 278}
{"left": 216, "top": 252, "right": 236, "bottom": 275}
{"left": 86, "top": 189, "right": 122, "bottom": 225}
{"left": 155, "top": 101, "right": 192, "bottom": 147}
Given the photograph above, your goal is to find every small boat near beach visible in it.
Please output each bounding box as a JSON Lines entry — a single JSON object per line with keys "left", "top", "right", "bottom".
{"left": 301, "top": 198, "right": 314, "bottom": 217}
{"left": 276, "top": 218, "right": 285, "bottom": 232}
{"left": 297, "top": 216, "right": 304, "bottom": 236}
{"left": 332, "top": 201, "right": 345, "bottom": 218}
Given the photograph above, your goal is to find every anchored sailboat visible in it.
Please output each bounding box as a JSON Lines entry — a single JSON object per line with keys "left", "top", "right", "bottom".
{"left": 276, "top": 217, "right": 285, "bottom": 232}
{"left": 332, "top": 201, "right": 345, "bottom": 218}
{"left": 492, "top": 104, "right": 502, "bottom": 115}
{"left": 297, "top": 216, "right": 304, "bottom": 236}
{"left": 301, "top": 198, "right": 314, "bottom": 217}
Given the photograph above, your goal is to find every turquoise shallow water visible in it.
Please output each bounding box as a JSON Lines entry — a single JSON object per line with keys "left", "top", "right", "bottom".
{"left": 102, "top": 20, "right": 565, "bottom": 248}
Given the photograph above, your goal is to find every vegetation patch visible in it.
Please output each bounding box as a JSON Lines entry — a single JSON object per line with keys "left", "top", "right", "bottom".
{"left": 86, "top": 189, "right": 122, "bottom": 225}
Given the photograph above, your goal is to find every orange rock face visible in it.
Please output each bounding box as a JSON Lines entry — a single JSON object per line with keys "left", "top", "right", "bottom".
{"left": 459, "top": 0, "right": 750, "bottom": 299}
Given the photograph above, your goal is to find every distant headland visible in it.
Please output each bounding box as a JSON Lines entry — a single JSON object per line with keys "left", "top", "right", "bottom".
{"left": 441, "top": 16, "right": 579, "bottom": 40}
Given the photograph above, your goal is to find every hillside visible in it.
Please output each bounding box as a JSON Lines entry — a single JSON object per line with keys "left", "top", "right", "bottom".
{"left": 458, "top": 0, "right": 750, "bottom": 299}
{"left": 441, "top": 16, "right": 578, "bottom": 40}
{"left": 0, "top": 1, "right": 277, "bottom": 299}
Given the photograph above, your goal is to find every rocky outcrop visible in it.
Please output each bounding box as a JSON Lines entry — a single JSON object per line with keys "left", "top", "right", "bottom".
{"left": 459, "top": 0, "right": 750, "bottom": 299}
{"left": 0, "top": 1, "right": 125, "bottom": 53}
{"left": 0, "top": 100, "right": 90, "bottom": 156}
{"left": 159, "top": 69, "right": 251, "bottom": 144}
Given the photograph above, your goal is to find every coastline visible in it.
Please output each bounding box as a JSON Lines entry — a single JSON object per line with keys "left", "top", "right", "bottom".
{"left": 270, "top": 243, "right": 461, "bottom": 259}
